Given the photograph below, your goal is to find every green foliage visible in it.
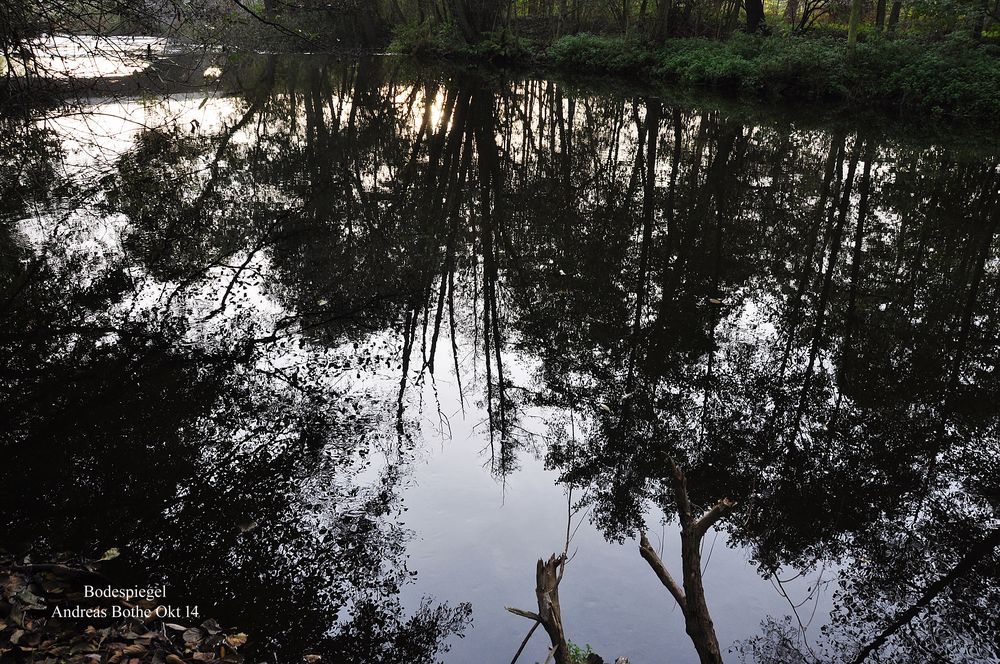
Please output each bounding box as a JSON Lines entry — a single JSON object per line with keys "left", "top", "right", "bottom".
{"left": 547, "top": 32, "right": 1000, "bottom": 120}
{"left": 533, "top": 641, "right": 595, "bottom": 664}
{"left": 468, "top": 29, "right": 536, "bottom": 63}
{"left": 389, "top": 14, "right": 1000, "bottom": 122}
{"left": 567, "top": 641, "right": 596, "bottom": 663}
{"left": 388, "top": 20, "right": 466, "bottom": 57}
{"left": 751, "top": 35, "right": 850, "bottom": 97}
{"left": 547, "top": 34, "right": 654, "bottom": 74}
{"left": 654, "top": 38, "right": 763, "bottom": 89}
{"left": 390, "top": 22, "right": 533, "bottom": 63}
{"left": 851, "top": 34, "right": 1000, "bottom": 117}
{"left": 652, "top": 35, "right": 859, "bottom": 98}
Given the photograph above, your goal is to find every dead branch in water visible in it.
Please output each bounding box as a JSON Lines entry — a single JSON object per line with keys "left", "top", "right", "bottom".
{"left": 507, "top": 553, "right": 571, "bottom": 664}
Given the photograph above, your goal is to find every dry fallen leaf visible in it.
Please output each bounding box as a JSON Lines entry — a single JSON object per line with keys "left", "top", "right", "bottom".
{"left": 182, "top": 628, "right": 203, "bottom": 644}
{"left": 4, "top": 574, "right": 28, "bottom": 596}
{"left": 303, "top": 656, "right": 321, "bottom": 663}
{"left": 225, "top": 633, "right": 247, "bottom": 648}
{"left": 237, "top": 520, "right": 258, "bottom": 533}
{"left": 99, "top": 548, "right": 121, "bottom": 562}
{"left": 16, "top": 588, "right": 46, "bottom": 610}
{"left": 201, "top": 619, "right": 222, "bottom": 635}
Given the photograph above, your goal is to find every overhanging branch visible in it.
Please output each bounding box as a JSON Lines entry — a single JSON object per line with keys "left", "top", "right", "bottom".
{"left": 639, "top": 531, "right": 687, "bottom": 611}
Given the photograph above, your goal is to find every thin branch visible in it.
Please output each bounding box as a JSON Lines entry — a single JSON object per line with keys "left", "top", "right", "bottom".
{"left": 639, "top": 531, "right": 687, "bottom": 611}
{"left": 851, "top": 527, "right": 1000, "bottom": 664}
{"left": 509, "top": 620, "right": 541, "bottom": 664}
{"left": 506, "top": 607, "right": 542, "bottom": 622}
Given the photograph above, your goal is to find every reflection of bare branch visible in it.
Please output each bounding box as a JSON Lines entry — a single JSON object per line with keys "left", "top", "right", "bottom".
{"left": 769, "top": 567, "right": 824, "bottom": 662}
{"left": 200, "top": 244, "right": 264, "bottom": 321}
{"left": 507, "top": 469, "right": 583, "bottom": 664}
{"left": 851, "top": 527, "right": 1000, "bottom": 664}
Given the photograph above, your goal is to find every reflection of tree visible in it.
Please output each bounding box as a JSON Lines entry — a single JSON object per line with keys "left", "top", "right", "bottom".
{"left": 5, "top": 53, "right": 1000, "bottom": 662}
{"left": 473, "top": 85, "right": 1000, "bottom": 659}
{"left": 0, "top": 102, "right": 470, "bottom": 662}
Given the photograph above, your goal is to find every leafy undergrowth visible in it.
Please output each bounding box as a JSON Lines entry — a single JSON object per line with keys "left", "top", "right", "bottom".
{"left": 648, "top": 32, "right": 1000, "bottom": 117}
{"left": 546, "top": 34, "right": 653, "bottom": 74}
{"left": 566, "top": 640, "right": 597, "bottom": 663}
{"left": 551, "top": 32, "right": 1000, "bottom": 119}
{"left": 389, "top": 21, "right": 535, "bottom": 63}
{"left": 393, "top": 26, "right": 1000, "bottom": 122}
{"left": 1, "top": 555, "right": 250, "bottom": 664}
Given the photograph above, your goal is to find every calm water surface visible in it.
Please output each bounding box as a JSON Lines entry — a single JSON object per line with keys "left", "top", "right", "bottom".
{"left": 2, "top": 52, "right": 999, "bottom": 663}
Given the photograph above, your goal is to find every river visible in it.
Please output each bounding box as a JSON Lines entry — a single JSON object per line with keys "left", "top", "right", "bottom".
{"left": 2, "top": 50, "right": 999, "bottom": 663}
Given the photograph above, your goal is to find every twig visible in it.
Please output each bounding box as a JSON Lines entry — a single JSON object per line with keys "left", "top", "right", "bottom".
{"left": 509, "top": 620, "right": 541, "bottom": 664}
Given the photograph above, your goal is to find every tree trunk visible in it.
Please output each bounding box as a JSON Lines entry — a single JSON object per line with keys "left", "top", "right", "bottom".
{"left": 887, "top": 0, "right": 902, "bottom": 34}
{"left": 971, "top": 0, "right": 988, "bottom": 40}
{"left": 535, "top": 555, "right": 571, "bottom": 664}
{"left": 745, "top": 0, "right": 766, "bottom": 32}
{"left": 446, "top": 0, "right": 506, "bottom": 41}
{"left": 448, "top": 0, "right": 478, "bottom": 41}
{"left": 874, "top": 0, "right": 887, "bottom": 33}
{"left": 784, "top": 0, "right": 800, "bottom": 26}
{"left": 654, "top": 0, "right": 672, "bottom": 39}
{"left": 506, "top": 555, "right": 571, "bottom": 664}
{"left": 639, "top": 461, "right": 735, "bottom": 664}
{"left": 847, "top": 0, "right": 864, "bottom": 48}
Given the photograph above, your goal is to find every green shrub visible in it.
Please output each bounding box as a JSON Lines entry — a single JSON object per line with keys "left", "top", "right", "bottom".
{"left": 754, "top": 36, "right": 848, "bottom": 98}
{"left": 847, "top": 36, "right": 1000, "bottom": 116}
{"left": 654, "top": 38, "right": 761, "bottom": 90}
{"left": 389, "top": 20, "right": 465, "bottom": 57}
{"left": 396, "top": 23, "right": 1000, "bottom": 122}
{"left": 648, "top": 34, "right": 1000, "bottom": 115}
{"left": 469, "top": 29, "right": 535, "bottom": 63}
{"left": 548, "top": 33, "right": 653, "bottom": 73}
{"left": 566, "top": 641, "right": 595, "bottom": 664}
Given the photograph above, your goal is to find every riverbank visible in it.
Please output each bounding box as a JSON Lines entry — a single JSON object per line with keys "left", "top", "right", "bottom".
{"left": 1, "top": 556, "right": 252, "bottom": 664}
{"left": 390, "top": 28, "right": 1000, "bottom": 123}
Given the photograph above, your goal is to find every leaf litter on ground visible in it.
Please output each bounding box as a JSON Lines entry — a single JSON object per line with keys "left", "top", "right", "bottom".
{"left": 1, "top": 555, "right": 249, "bottom": 664}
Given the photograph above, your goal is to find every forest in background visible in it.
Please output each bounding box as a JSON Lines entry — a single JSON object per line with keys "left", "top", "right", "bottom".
{"left": 2, "top": 0, "right": 1000, "bottom": 122}
{"left": 5, "top": 0, "right": 996, "bottom": 49}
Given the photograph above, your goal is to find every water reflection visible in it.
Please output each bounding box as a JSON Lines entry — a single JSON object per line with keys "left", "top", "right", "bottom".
{"left": 2, "top": 54, "right": 999, "bottom": 662}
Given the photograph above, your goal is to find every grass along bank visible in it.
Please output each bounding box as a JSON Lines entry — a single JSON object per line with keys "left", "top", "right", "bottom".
{"left": 390, "top": 27, "right": 1000, "bottom": 123}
